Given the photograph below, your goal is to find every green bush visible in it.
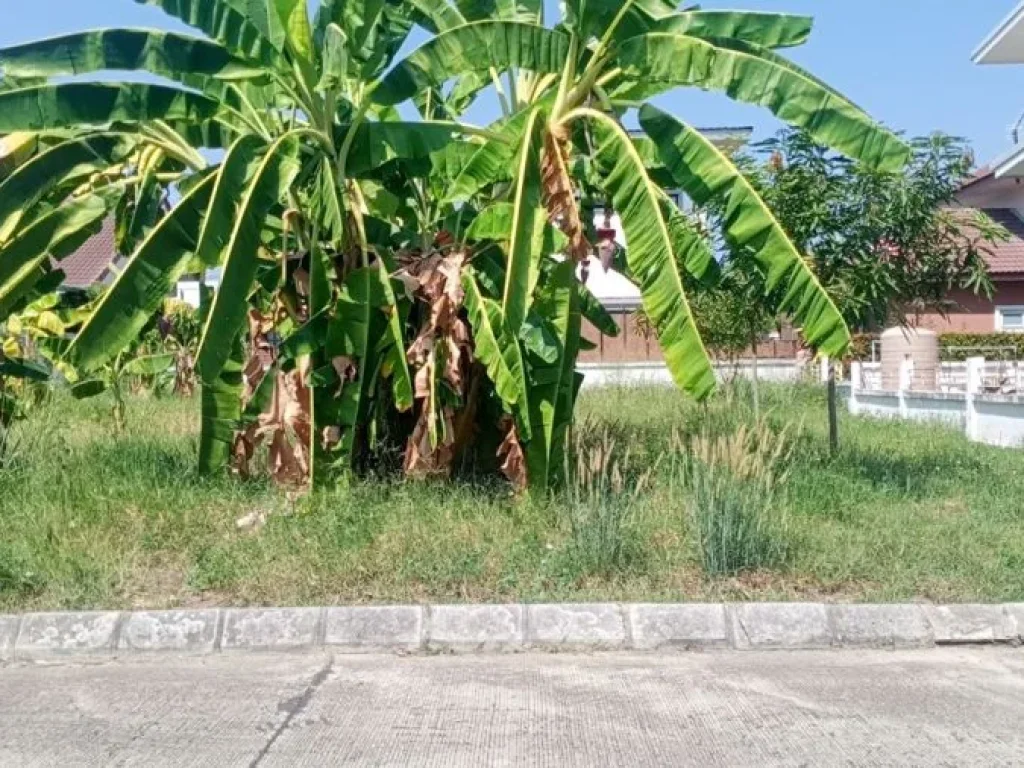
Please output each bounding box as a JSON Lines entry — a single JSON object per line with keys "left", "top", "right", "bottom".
{"left": 939, "top": 333, "right": 1024, "bottom": 361}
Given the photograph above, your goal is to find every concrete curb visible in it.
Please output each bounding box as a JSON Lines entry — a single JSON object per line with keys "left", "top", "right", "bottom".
{"left": 1, "top": 603, "right": 1021, "bottom": 660}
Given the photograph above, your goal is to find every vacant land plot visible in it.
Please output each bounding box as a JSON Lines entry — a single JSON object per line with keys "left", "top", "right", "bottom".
{"left": 1, "top": 382, "right": 1022, "bottom": 612}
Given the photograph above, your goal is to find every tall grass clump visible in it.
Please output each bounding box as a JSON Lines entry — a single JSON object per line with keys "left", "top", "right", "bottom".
{"left": 675, "top": 421, "right": 794, "bottom": 576}
{"left": 561, "top": 423, "right": 656, "bottom": 578}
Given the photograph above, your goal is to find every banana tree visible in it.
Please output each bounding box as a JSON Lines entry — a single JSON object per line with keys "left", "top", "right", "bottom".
{"left": 367, "top": 1, "right": 909, "bottom": 489}
{"left": 0, "top": 0, "right": 495, "bottom": 483}
{"left": 0, "top": 1, "right": 912, "bottom": 494}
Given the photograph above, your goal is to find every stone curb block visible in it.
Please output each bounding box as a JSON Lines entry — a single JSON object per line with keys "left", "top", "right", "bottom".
{"left": 221, "top": 608, "right": 321, "bottom": 652}
{"left": 0, "top": 615, "right": 20, "bottom": 662}
{"left": 3, "top": 603, "right": 1022, "bottom": 660}
{"left": 15, "top": 612, "right": 120, "bottom": 659}
{"left": 1006, "top": 604, "right": 1024, "bottom": 641}
{"left": 526, "top": 604, "right": 626, "bottom": 648}
{"left": 728, "top": 603, "right": 831, "bottom": 649}
{"left": 924, "top": 605, "right": 1017, "bottom": 644}
{"left": 427, "top": 605, "right": 523, "bottom": 651}
{"left": 629, "top": 604, "right": 728, "bottom": 650}
{"left": 325, "top": 606, "right": 423, "bottom": 652}
{"left": 119, "top": 610, "right": 219, "bottom": 654}
{"left": 830, "top": 605, "right": 933, "bottom": 648}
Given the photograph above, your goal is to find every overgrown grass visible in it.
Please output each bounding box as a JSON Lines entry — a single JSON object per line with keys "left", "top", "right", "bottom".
{"left": 1, "top": 381, "right": 1023, "bottom": 611}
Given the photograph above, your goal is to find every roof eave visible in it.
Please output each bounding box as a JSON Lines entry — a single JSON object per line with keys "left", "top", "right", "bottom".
{"left": 994, "top": 144, "right": 1024, "bottom": 178}
{"left": 973, "top": 0, "right": 1024, "bottom": 64}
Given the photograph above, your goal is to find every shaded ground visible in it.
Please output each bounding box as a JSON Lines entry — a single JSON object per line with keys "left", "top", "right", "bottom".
{"left": 2, "top": 382, "right": 1024, "bottom": 611}
{"left": 2, "top": 648, "right": 1023, "bottom": 766}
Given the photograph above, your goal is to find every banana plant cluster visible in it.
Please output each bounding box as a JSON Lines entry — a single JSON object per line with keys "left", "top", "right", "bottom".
{"left": 0, "top": 0, "right": 909, "bottom": 491}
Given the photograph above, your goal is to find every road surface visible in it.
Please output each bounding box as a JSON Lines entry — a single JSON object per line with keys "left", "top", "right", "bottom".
{"left": 2, "top": 648, "right": 1023, "bottom": 766}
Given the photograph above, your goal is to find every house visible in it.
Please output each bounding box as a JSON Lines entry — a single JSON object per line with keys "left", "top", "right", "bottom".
{"left": 920, "top": 2, "right": 1024, "bottom": 334}
{"left": 940, "top": 172, "right": 1024, "bottom": 333}
{"left": 57, "top": 218, "right": 122, "bottom": 292}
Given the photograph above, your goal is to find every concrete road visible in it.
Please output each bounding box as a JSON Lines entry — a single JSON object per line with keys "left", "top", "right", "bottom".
{"left": 2, "top": 648, "right": 1023, "bottom": 766}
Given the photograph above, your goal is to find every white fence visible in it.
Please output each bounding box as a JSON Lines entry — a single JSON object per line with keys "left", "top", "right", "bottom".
{"left": 578, "top": 359, "right": 809, "bottom": 388}
{"left": 847, "top": 358, "right": 1024, "bottom": 449}
{"left": 854, "top": 360, "right": 1024, "bottom": 395}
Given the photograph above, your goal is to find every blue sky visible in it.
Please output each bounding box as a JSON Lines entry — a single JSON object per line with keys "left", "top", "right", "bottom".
{"left": 3, "top": 0, "right": 1022, "bottom": 166}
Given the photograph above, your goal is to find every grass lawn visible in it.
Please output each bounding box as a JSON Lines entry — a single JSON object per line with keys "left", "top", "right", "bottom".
{"left": 1, "top": 382, "right": 1023, "bottom": 611}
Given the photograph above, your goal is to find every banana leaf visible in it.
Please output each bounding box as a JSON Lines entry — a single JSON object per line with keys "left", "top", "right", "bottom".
{"left": 0, "top": 83, "right": 220, "bottom": 133}
{"left": 640, "top": 104, "right": 850, "bottom": 356}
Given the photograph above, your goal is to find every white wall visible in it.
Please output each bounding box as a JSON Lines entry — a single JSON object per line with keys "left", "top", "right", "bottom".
{"left": 845, "top": 369, "right": 1024, "bottom": 449}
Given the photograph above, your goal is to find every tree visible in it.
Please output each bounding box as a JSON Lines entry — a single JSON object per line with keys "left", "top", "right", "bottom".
{"left": 0, "top": 1, "right": 909, "bottom": 492}
{"left": 752, "top": 130, "right": 1003, "bottom": 331}
{"left": 748, "top": 129, "right": 1006, "bottom": 452}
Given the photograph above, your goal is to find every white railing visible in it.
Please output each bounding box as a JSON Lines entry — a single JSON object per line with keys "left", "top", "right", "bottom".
{"left": 852, "top": 360, "right": 1023, "bottom": 395}
{"left": 847, "top": 357, "right": 1024, "bottom": 448}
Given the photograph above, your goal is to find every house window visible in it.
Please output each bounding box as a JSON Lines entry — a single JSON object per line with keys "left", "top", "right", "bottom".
{"left": 996, "top": 306, "right": 1024, "bottom": 332}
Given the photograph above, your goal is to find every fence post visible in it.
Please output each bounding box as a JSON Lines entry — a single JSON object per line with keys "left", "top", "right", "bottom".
{"left": 820, "top": 356, "right": 830, "bottom": 384}
{"left": 849, "top": 361, "right": 862, "bottom": 416}
{"left": 897, "top": 358, "right": 913, "bottom": 418}
{"left": 965, "top": 356, "right": 985, "bottom": 442}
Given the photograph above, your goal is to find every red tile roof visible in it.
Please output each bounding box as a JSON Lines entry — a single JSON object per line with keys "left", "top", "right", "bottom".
{"left": 979, "top": 208, "right": 1024, "bottom": 275}
{"left": 59, "top": 218, "right": 118, "bottom": 289}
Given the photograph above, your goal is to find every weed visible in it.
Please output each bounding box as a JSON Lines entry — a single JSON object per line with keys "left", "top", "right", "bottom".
{"left": 675, "top": 421, "right": 793, "bottom": 576}
{"left": 559, "top": 423, "right": 655, "bottom": 578}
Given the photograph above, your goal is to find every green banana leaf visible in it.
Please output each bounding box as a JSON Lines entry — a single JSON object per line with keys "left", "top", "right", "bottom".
{"left": 657, "top": 190, "right": 717, "bottom": 283}
{"left": 569, "top": 107, "right": 716, "bottom": 400}
{"left": 645, "top": 11, "right": 813, "bottom": 49}
{"left": 0, "top": 28, "right": 265, "bottom": 83}
{"left": 457, "top": 0, "right": 542, "bottom": 24}
{"left": 66, "top": 174, "right": 217, "bottom": 373}
{"left": 0, "top": 133, "right": 135, "bottom": 245}
{"left": 0, "top": 194, "right": 109, "bottom": 301}
{"left": 639, "top": 104, "right": 851, "bottom": 356}
{"left": 525, "top": 259, "right": 580, "bottom": 491}
{"left": 466, "top": 201, "right": 569, "bottom": 255}
{"left": 0, "top": 132, "right": 40, "bottom": 181}
{"left": 0, "top": 83, "right": 220, "bottom": 133}
{"left": 372, "top": 21, "right": 571, "bottom": 105}
{"left": 123, "top": 353, "right": 176, "bottom": 377}
{"left": 114, "top": 167, "right": 164, "bottom": 256}
{"left": 272, "top": 0, "right": 316, "bottom": 63}
{"left": 577, "top": 281, "right": 620, "bottom": 337}
{"left": 462, "top": 271, "right": 530, "bottom": 438}
{"left": 501, "top": 107, "right": 546, "bottom": 335}
{"left": 0, "top": 263, "right": 59, "bottom": 322}
{"left": 442, "top": 96, "right": 549, "bottom": 205}
{"left": 70, "top": 379, "right": 109, "bottom": 399}
{"left": 610, "top": 33, "right": 909, "bottom": 171}
{"left": 135, "top": 0, "right": 281, "bottom": 64}
{"left": 193, "top": 135, "right": 267, "bottom": 268}
{"left": 195, "top": 132, "right": 303, "bottom": 382}
{"left": 369, "top": 265, "right": 414, "bottom": 411}
{"left": 0, "top": 357, "right": 50, "bottom": 381}
{"left": 406, "top": 0, "right": 467, "bottom": 33}
{"left": 323, "top": 266, "right": 388, "bottom": 467}
{"left": 344, "top": 120, "right": 476, "bottom": 176}
{"left": 197, "top": 282, "right": 244, "bottom": 475}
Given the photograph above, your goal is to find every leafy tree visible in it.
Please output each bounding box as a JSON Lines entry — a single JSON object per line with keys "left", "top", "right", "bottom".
{"left": 751, "top": 130, "right": 1004, "bottom": 331}
{"left": 0, "top": 1, "right": 909, "bottom": 492}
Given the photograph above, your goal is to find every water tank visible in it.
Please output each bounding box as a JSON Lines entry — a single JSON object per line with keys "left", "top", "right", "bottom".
{"left": 880, "top": 327, "right": 939, "bottom": 391}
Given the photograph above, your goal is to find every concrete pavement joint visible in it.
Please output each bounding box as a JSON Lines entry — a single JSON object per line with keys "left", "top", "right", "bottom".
{"left": 1, "top": 603, "right": 1021, "bottom": 660}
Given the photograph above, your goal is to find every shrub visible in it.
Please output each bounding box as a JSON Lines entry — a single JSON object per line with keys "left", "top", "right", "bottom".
{"left": 674, "top": 421, "right": 793, "bottom": 576}
{"left": 939, "top": 333, "right": 1024, "bottom": 361}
